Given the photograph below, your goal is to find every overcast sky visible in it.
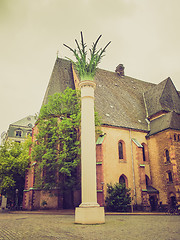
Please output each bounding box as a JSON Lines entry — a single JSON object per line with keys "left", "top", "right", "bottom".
{"left": 0, "top": 0, "right": 180, "bottom": 141}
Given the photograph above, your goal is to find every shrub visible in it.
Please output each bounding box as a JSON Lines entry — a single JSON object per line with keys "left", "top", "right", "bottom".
{"left": 105, "top": 183, "right": 131, "bottom": 212}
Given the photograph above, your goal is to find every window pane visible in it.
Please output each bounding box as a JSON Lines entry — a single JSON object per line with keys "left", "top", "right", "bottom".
{"left": 118, "top": 142, "right": 123, "bottom": 159}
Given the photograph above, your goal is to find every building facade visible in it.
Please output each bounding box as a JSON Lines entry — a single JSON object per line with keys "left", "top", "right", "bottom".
{"left": 23, "top": 58, "right": 180, "bottom": 211}
{"left": 1, "top": 115, "right": 36, "bottom": 144}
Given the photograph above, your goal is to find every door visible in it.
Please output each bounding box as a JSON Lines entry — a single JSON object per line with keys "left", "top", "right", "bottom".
{"left": 149, "top": 196, "right": 157, "bottom": 211}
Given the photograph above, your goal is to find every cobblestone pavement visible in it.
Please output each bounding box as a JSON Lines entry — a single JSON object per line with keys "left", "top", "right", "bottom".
{"left": 0, "top": 212, "right": 179, "bottom": 240}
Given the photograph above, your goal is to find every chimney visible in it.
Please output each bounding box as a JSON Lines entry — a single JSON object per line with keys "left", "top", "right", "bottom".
{"left": 115, "top": 64, "right": 125, "bottom": 76}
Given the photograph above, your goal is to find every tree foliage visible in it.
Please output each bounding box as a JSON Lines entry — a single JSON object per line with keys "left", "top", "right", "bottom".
{"left": 105, "top": 183, "right": 131, "bottom": 212}
{"left": 31, "top": 87, "right": 101, "bottom": 194}
{"left": 31, "top": 88, "right": 81, "bottom": 191}
{"left": 63, "top": 31, "right": 111, "bottom": 80}
{"left": 0, "top": 139, "right": 31, "bottom": 202}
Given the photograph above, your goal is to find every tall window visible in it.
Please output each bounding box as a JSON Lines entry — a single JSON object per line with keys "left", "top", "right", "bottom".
{"left": 141, "top": 143, "right": 149, "bottom": 162}
{"left": 165, "top": 150, "right": 170, "bottom": 163}
{"left": 118, "top": 140, "right": 125, "bottom": 160}
{"left": 142, "top": 145, "right": 146, "bottom": 162}
{"left": 145, "top": 175, "right": 150, "bottom": 187}
{"left": 167, "top": 171, "right": 173, "bottom": 183}
{"left": 118, "top": 141, "right": 123, "bottom": 159}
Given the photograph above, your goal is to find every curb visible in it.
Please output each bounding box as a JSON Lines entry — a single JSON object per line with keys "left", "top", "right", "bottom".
{"left": 4, "top": 210, "right": 169, "bottom": 216}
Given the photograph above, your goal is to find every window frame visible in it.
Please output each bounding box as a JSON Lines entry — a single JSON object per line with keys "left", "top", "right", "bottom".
{"left": 119, "top": 174, "right": 128, "bottom": 187}
{"left": 165, "top": 149, "right": 171, "bottom": 163}
{"left": 167, "top": 171, "right": 173, "bottom": 183}
{"left": 15, "top": 130, "right": 22, "bottom": 137}
{"left": 118, "top": 140, "right": 126, "bottom": 161}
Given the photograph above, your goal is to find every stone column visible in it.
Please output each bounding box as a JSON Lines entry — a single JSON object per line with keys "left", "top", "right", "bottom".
{"left": 75, "top": 80, "right": 105, "bottom": 224}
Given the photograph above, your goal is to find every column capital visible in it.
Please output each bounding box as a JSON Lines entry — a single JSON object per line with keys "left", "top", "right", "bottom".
{"left": 79, "top": 80, "right": 96, "bottom": 90}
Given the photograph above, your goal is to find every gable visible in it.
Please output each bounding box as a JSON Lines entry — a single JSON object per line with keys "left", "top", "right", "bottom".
{"left": 144, "top": 77, "right": 180, "bottom": 118}
{"left": 160, "top": 78, "right": 180, "bottom": 113}
{"left": 10, "top": 115, "right": 36, "bottom": 128}
{"left": 42, "top": 58, "right": 75, "bottom": 106}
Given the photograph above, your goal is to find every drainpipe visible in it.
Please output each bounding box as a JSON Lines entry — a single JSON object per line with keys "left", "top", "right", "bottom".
{"left": 130, "top": 129, "right": 137, "bottom": 205}
{"left": 143, "top": 93, "right": 150, "bottom": 131}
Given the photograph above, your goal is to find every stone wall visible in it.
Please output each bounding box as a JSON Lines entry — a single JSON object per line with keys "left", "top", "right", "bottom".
{"left": 147, "top": 129, "right": 180, "bottom": 205}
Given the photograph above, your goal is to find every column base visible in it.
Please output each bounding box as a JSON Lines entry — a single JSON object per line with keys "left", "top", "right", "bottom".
{"left": 79, "top": 202, "right": 100, "bottom": 208}
{"left": 75, "top": 206, "right": 105, "bottom": 224}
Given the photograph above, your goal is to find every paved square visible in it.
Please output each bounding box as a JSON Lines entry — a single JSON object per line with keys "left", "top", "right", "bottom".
{"left": 0, "top": 213, "right": 179, "bottom": 240}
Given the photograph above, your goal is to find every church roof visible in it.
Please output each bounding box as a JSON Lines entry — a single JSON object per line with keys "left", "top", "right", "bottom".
{"left": 42, "top": 58, "right": 75, "bottom": 106}
{"left": 10, "top": 115, "right": 36, "bottom": 128}
{"left": 147, "top": 186, "right": 159, "bottom": 194}
{"left": 94, "top": 69, "right": 154, "bottom": 130}
{"left": 147, "top": 111, "right": 180, "bottom": 136}
{"left": 42, "top": 58, "right": 180, "bottom": 134}
{"left": 144, "top": 77, "right": 180, "bottom": 118}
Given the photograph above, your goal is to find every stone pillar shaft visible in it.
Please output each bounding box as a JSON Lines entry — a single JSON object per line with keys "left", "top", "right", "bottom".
{"left": 79, "top": 80, "right": 98, "bottom": 207}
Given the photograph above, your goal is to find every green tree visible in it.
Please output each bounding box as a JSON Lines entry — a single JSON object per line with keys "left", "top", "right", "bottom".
{"left": 0, "top": 139, "right": 31, "bottom": 205}
{"left": 31, "top": 88, "right": 81, "bottom": 192}
{"left": 31, "top": 87, "right": 101, "bottom": 208}
{"left": 105, "top": 183, "right": 131, "bottom": 212}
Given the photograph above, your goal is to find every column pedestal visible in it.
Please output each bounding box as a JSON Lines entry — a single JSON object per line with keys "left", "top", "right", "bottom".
{"left": 75, "top": 206, "right": 105, "bottom": 224}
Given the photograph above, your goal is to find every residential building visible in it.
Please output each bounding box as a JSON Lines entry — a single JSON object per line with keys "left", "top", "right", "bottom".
{"left": 1, "top": 115, "right": 36, "bottom": 144}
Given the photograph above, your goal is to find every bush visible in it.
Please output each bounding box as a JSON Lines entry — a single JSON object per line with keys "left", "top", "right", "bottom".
{"left": 105, "top": 183, "right": 131, "bottom": 212}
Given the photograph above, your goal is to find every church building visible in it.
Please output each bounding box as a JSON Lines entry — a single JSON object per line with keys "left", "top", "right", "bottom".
{"left": 23, "top": 58, "right": 180, "bottom": 211}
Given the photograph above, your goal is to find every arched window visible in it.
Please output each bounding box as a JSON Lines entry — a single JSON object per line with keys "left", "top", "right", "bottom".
{"left": 119, "top": 175, "right": 125, "bottom": 184}
{"left": 118, "top": 140, "right": 125, "bottom": 160}
{"left": 119, "top": 174, "right": 128, "bottom": 187}
{"left": 174, "top": 134, "right": 177, "bottom": 141}
{"left": 165, "top": 149, "right": 170, "bottom": 163}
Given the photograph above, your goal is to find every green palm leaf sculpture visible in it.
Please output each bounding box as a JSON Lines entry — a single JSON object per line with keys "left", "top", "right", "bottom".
{"left": 63, "top": 32, "right": 111, "bottom": 81}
